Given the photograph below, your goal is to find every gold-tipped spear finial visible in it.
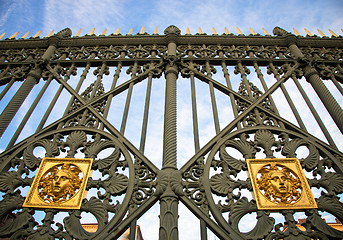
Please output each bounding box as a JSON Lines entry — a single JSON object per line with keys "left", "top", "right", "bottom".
{"left": 236, "top": 27, "right": 242, "bottom": 35}
{"left": 140, "top": 26, "right": 145, "bottom": 34}
{"left": 293, "top": 28, "right": 300, "bottom": 36}
{"left": 224, "top": 27, "right": 229, "bottom": 35}
{"left": 46, "top": 30, "right": 54, "bottom": 37}
{"left": 154, "top": 27, "right": 158, "bottom": 34}
{"left": 262, "top": 28, "right": 269, "bottom": 35}
{"left": 115, "top": 27, "right": 120, "bottom": 35}
{"left": 101, "top": 29, "right": 107, "bottom": 36}
{"left": 75, "top": 29, "right": 81, "bottom": 37}
{"left": 249, "top": 27, "right": 256, "bottom": 35}
{"left": 9, "top": 32, "right": 19, "bottom": 39}
{"left": 33, "top": 30, "right": 41, "bottom": 38}
{"left": 317, "top": 29, "right": 325, "bottom": 37}
{"left": 186, "top": 27, "right": 190, "bottom": 35}
{"left": 89, "top": 28, "right": 95, "bottom": 35}
{"left": 20, "top": 31, "right": 30, "bottom": 39}
{"left": 304, "top": 28, "right": 312, "bottom": 36}
{"left": 328, "top": 29, "right": 338, "bottom": 37}
{"left": 0, "top": 32, "right": 5, "bottom": 40}
{"left": 198, "top": 27, "right": 203, "bottom": 34}
{"left": 128, "top": 28, "right": 133, "bottom": 35}
{"left": 212, "top": 27, "right": 217, "bottom": 35}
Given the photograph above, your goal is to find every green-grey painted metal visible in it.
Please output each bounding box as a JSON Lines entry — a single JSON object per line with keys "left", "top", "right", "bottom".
{"left": 0, "top": 26, "right": 342, "bottom": 240}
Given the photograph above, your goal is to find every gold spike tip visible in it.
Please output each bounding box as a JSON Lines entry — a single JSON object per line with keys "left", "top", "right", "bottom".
{"left": 293, "top": 28, "right": 300, "bottom": 36}
{"left": 186, "top": 27, "right": 190, "bottom": 35}
{"left": 328, "top": 29, "right": 338, "bottom": 37}
{"left": 0, "top": 32, "right": 6, "bottom": 40}
{"left": 154, "top": 27, "right": 158, "bottom": 35}
{"left": 249, "top": 27, "right": 256, "bottom": 35}
{"left": 224, "top": 27, "right": 229, "bottom": 35}
{"left": 9, "top": 32, "right": 19, "bottom": 39}
{"left": 140, "top": 26, "right": 145, "bottom": 34}
{"left": 304, "top": 28, "right": 312, "bottom": 36}
{"left": 236, "top": 27, "right": 242, "bottom": 35}
{"left": 317, "top": 29, "right": 325, "bottom": 37}
{"left": 198, "top": 27, "right": 203, "bottom": 34}
{"left": 128, "top": 28, "right": 133, "bottom": 35}
{"left": 262, "top": 28, "right": 269, "bottom": 36}
{"left": 46, "top": 30, "right": 54, "bottom": 37}
{"left": 114, "top": 27, "right": 120, "bottom": 35}
{"left": 21, "top": 31, "right": 30, "bottom": 39}
{"left": 75, "top": 29, "right": 81, "bottom": 37}
{"left": 89, "top": 28, "right": 95, "bottom": 35}
{"left": 101, "top": 29, "right": 107, "bottom": 36}
{"left": 212, "top": 27, "right": 217, "bottom": 35}
{"left": 33, "top": 30, "right": 42, "bottom": 38}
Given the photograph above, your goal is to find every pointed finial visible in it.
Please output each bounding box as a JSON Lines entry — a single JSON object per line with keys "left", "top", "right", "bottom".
{"left": 115, "top": 27, "right": 120, "bottom": 35}
{"left": 186, "top": 27, "right": 190, "bottom": 35}
{"left": 212, "top": 27, "right": 217, "bottom": 35}
{"left": 101, "top": 29, "right": 107, "bottom": 36}
{"left": 328, "top": 29, "right": 338, "bottom": 37}
{"left": 198, "top": 27, "right": 203, "bottom": 34}
{"left": 293, "top": 28, "right": 300, "bottom": 36}
{"left": 154, "top": 27, "right": 158, "bottom": 34}
{"left": 304, "top": 28, "right": 312, "bottom": 36}
{"left": 21, "top": 31, "right": 30, "bottom": 39}
{"left": 224, "top": 27, "right": 229, "bottom": 35}
{"left": 236, "top": 27, "right": 242, "bottom": 35}
{"left": 75, "top": 29, "right": 81, "bottom": 37}
{"left": 89, "top": 28, "right": 95, "bottom": 35}
{"left": 46, "top": 30, "right": 54, "bottom": 37}
{"left": 140, "top": 26, "right": 145, "bottom": 34}
{"left": 9, "top": 32, "right": 19, "bottom": 39}
{"left": 33, "top": 30, "right": 41, "bottom": 38}
{"left": 0, "top": 32, "right": 5, "bottom": 40}
{"left": 128, "top": 28, "right": 133, "bottom": 35}
{"left": 317, "top": 29, "right": 325, "bottom": 37}
{"left": 249, "top": 27, "right": 256, "bottom": 35}
{"left": 262, "top": 28, "right": 269, "bottom": 35}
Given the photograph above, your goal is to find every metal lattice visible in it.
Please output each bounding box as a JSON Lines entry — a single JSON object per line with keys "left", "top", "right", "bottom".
{"left": 0, "top": 25, "right": 342, "bottom": 240}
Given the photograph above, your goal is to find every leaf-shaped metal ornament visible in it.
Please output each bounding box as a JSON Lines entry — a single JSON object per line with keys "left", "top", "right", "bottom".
{"left": 229, "top": 197, "right": 274, "bottom": 239}
{"left": 307, "top": 210, "right": 343, "bottom": 239}
{"left": 0, "top": 208, "right": 33, "bottom": 237}
{"left": 85, "top": 140, "right": 121, "bottom": 170}
{"left": 210, "top": 173, "right": 232, "bottom": 196}
{"left": 105, "top": 173, "right": 128, "bottom": 196}
{"left": 64, "top": 131, "right": 87, "bottom": 157}
{"left": 0, "top": 171, "right": 21, "bottom": 192}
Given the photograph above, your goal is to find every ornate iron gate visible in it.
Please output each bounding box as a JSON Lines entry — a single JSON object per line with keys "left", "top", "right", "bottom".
{"left": 0, "top": 25, "right": 342, "bottom": 239}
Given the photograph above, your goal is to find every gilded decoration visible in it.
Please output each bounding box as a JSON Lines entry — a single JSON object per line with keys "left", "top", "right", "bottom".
{"left": 23, "top": 157, "right": 93, "bottom": 209}
{"left": 246, "top": 158, "right": 317, "bottom": 210}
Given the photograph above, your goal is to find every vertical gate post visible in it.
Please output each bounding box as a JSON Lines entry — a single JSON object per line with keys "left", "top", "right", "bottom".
{"left": 159, "top": 26, "right": 180, "bottom": 240}
{"left": 273, "top": 27, "right": 343, "bottom": 133}
{"left": 0, "top": 28, "right": 72, "bottom": 137}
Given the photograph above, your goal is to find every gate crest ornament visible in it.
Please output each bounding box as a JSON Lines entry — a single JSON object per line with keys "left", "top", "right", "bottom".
{"left": 23, "top": 157, "right": 93, "bottom": 209}
{"left": 246, "top": 158, "right": 317, "bottom": 210}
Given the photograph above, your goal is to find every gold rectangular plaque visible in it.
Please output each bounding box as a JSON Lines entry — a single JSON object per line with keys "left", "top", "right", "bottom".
{"left": 246, "top": 158, "right": 317, "bottom": 210}
{"left": 23, "top": 157, "right": 93, "bottom": 209}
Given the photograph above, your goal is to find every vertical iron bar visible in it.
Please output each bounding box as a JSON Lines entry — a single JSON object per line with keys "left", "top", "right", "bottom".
{"left": 331, "top": 76, "right": 343, "bottom": 95}
{"left": 100, "top": 62, "right": 122, "bottom": 130}
{"left": 291, "top": 75, "right": 337, "bottom": 148}
{"left": 268, "top": 62, "right": 307, "bottom": 131}
{"left": 36, "top": 63, "right": 75, "bottom": 132}
{"left": 120, "top": 81, "right": 134, "bottom": 134}
{"left": 205, "top": 60, "right": 220, "bottom": 134}
{"left": 288, "top": 43, "right": 343, "bottom": 133}
{"left": 0, "top": 44, "right": 57, "bottom": 137}
{"left": 139, "top": 70, "right": 153, "bottom": 153}
{"left": 0, "top": 78, "right": 15, "bottom": 101}
{"left": 190, "top": 67, "right": 200, "bottom": 152}
{"left": 7, "top": 75, "right": 54, "bottom": 148}
{"left": 221, "top": 61, "right": 240, "bottom": 129}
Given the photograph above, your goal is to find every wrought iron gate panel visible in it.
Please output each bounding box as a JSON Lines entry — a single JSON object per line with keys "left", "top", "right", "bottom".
{"left": 0, "top": 26, "right": 342, "bottom": 239}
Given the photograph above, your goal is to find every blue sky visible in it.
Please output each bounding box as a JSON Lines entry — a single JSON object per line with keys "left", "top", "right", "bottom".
{"left": 0, "top": 1, "right": 343, "bottom": 239}
{"left": 1, "top": 0, "right": 343, "bottom": 38}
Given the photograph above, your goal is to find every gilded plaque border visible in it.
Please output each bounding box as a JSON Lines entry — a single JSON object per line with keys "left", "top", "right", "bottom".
{"left": 23, "top": 157, "right": 93, "bottom": 209}
{"left": 246, "top": 158, "right": 317, "bottom": 210}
